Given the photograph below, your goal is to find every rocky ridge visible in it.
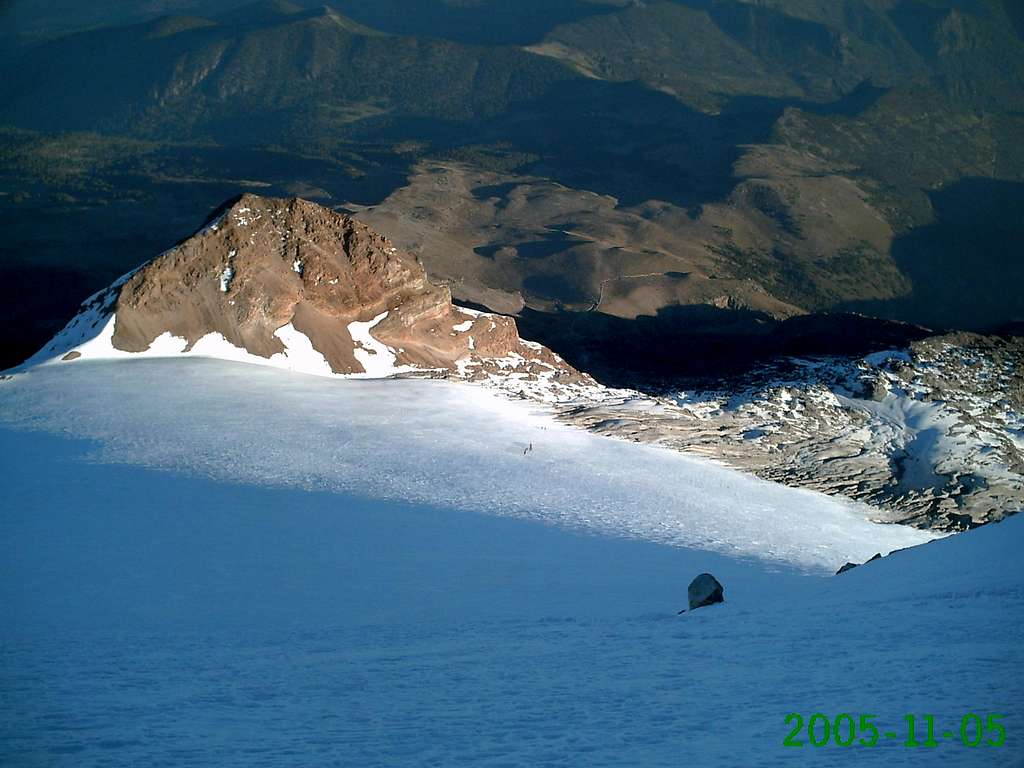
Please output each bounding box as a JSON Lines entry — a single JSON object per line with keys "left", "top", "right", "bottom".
{"left": 26, "top": 194, "right": 595, "bottom": 402}
{"left": 558, "top": 333, "right": 1024, "bottom": 531}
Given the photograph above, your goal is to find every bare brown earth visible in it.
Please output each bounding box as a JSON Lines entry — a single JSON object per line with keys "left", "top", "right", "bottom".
{"left": 108, "top": 193, "right": 587, "bottom": 385}
{"left": 349, "top": 153, "right": 907, "bottom": 326}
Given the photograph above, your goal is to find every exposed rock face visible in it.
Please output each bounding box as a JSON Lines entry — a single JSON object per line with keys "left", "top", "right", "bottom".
{"left": 686, "top": 573, "right": 724, "bottom": 611}
{"left": 29, "top": 194, "right": 592, "bottom": 400}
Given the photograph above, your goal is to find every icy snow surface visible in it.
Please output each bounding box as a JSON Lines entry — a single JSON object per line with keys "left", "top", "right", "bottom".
{"left": 0, "top": 359, "right": 1021, "bottom": 767}
{"left": 0, "top": 359, "right": 933, "bottom": 569}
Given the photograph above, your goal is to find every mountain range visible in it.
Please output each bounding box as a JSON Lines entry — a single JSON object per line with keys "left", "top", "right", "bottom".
{"left": 1, "top": 0, "right": 1022, "bottom": 380}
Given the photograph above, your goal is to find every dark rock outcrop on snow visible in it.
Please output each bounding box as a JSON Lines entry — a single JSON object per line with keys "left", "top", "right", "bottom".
{"left": 681, "top": 573, "right": 724, "bottom": 612}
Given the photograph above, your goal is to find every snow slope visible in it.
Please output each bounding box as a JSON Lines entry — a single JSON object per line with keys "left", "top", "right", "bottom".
{"left": 0, "top": 359, "right": 933, "bottom": 570}
{"left": 1, "top": 359, "right": 1020, "bottom": 767}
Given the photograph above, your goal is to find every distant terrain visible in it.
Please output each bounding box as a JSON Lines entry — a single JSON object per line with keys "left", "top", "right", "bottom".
{"left": 1, "top": 0, "right": 1022, "bottom": 378}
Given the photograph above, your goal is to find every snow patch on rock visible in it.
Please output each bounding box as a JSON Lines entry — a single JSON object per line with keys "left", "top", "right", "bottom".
{"left": 348, "top": 312, "right": 415, "bottom": 378}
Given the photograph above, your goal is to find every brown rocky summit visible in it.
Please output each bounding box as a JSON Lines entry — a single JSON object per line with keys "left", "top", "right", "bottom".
{"left": 34, "top": 193, "right": 589, "bottom": 392}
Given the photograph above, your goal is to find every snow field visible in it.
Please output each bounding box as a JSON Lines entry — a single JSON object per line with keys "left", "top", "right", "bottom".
{"left": 0, "top": 359, "right": 936, "bottom": 571}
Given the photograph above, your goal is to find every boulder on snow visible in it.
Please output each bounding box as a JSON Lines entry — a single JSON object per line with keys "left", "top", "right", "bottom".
{"left": 684, "top": 573, "right": 724, "bottom": 611}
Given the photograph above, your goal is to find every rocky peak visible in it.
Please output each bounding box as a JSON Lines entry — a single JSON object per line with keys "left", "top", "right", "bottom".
{"left": 28, "top": 194, "right": 592, "bottom": 400}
